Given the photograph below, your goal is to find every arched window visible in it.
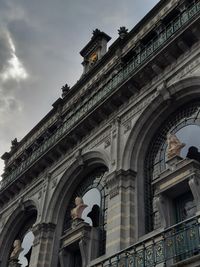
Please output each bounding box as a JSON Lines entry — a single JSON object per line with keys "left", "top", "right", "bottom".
{"left": 63, "top": 166, "right": 108, "bottom": 256}
{"left": 7, "top": 209, "right": 37, "bottom": 267}
{"left": 145, "top": 101, "right": 200, "bottom": 232}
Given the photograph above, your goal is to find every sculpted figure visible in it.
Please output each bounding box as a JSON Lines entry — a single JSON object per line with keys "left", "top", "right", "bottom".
{"left": 10, "top": 239, "right": 23, "bottom": 260}
{"left": 167, "top": 133, "right": 185, "bottom": 159}
{"left": 71, "top": 197, "right": 88, "bottom": 220}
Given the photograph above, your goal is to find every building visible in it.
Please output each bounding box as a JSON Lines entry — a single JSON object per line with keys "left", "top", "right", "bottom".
{"left": 1, "top": 0, "right": 200, "bottom": 266}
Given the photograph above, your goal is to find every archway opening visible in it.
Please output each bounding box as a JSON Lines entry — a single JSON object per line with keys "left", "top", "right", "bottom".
{"left": 7, "top": 208, "right": 37, "bottom": 267}
{"left": 144, "top": 101, "right": 200, "bottom": 232}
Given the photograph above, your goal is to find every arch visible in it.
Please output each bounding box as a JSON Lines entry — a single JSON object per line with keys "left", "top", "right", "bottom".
{"left": 46, "top": 149, "right": 110, "bottom": 223}
{"left": 122, "top": 76, "right": 200, "bottom": 171}
{"left": 0, "top": 200, "right": 38, "bottom": 267}
{"left": 45, "top": 149, "right": 110, "bottom": 267}
{"left": 121, "top": 76, "right": 200, "bottom": 236}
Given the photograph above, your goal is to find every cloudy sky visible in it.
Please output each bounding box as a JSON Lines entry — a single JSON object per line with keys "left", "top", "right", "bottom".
{"left": 0, "top": 0, "right": 159, "bottom": 176}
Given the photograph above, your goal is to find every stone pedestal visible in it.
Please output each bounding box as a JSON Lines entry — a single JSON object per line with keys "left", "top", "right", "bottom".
{"left": 8, "top": 259, "right": 21, "bottom": 267}
{"left": 60, "top": 221, "right": 100, "bottom": 267}
{"left": 166, "top": 155, "right": 183, "bottom": 170}
{"left": 71, "top": 218, "right": 84, "bottom": 229}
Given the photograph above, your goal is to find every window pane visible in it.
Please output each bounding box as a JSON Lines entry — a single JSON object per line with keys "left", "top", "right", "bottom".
{"left": 176, "top": 125, "right": 200, "bottom": 158}
{"left": 82, "top": 188, "right": 101, "bottom": 225}
{"left": 19, "top": 231, "right": 34, "bottom": 267}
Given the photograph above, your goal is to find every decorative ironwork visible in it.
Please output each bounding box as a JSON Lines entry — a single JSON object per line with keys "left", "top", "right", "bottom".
{"left": 1, "top": 0, "right": 200, "bottom": 190}
{"left": 91, "top": 217, "right": 200, "bottom": 267}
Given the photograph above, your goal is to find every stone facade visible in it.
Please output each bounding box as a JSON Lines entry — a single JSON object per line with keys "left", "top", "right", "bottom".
{"left": 1, "top": 0, "right": 200, "bottom": 266}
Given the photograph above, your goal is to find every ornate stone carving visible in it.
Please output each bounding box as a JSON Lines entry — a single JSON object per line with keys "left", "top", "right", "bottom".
{"left": 11, "top": 138, "right": 19, "bottom": 150}
{"left": 61, "top": 84, "right": 70, "bottom": 98}
{"left": 157, "top": 81, "right": 172, "bottom": 101}
{"left": 71, "top": 197, "right": 88, "bottom": 220}
{"left": 104, "top": 138, "right": 111, "bottom": 148}
{"left": 118, "top": 26, "right": 128, "bottom": 39}
{"left": 123, "top": 120, "right": 131, "bottom": 133}
{"left": 75, "top": 149, "right": 84, "bottom": 166}
{"left": 167, "top": 133, "right": 185, "bottom": 160}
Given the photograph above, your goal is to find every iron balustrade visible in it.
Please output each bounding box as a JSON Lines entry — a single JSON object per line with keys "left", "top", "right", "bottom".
{"left": 92, "top": 216, "right": 200, "bottom": 267}
{"left": 1, "top": 0, "right": 200, "bottom": 190}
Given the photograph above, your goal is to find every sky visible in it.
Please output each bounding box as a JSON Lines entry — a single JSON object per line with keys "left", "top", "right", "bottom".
{"left": 0, "top": 0, "right": 160, "bottom": 176}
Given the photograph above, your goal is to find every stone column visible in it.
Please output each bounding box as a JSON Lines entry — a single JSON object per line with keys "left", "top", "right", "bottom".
{"left": 189, "top": 174, "right": 200, "bottom": 212}
{"left": 154, "top": 194, "right": 171, "bottom": 228}
{"left": 106, "top": 169, "right": 136, "bottom": 254}
{"left": 29, "top": 223, "right": 56, "bottom": 267}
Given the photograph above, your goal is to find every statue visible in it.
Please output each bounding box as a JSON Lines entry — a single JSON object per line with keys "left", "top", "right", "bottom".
{"left": 10, "top": 239, "right": 23, "bottom": 260}
{"left": 87, "top": 204, "right": 100, "bottom": 227}
{"left": 186, "top": 146, "right": 200, "bottom": 162}
{"left": 167, "top": 133, "right": 185, "bottom": 159}
{"left": 71, "top": 197, "right": 88, "bottom": 220}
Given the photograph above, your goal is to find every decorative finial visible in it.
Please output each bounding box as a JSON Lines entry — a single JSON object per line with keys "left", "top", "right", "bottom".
{"left": 92, "top": 29, "right": 101, "bottom": 37}
{"left": 11, "top": 138, "right": 18, "bottom": 150}
{"left": 118, "top": 26, "right": 128, "bottom": 39}
{"left": 61, "top": 84, "right": 70, "bottom": 98}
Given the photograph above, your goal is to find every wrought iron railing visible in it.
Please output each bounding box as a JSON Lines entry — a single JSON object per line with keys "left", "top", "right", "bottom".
{"left": 1, "top": 0, "right": 200, "bottom": 190}
{"left": 91, "top": 217, "right": 200, "bottom": 267}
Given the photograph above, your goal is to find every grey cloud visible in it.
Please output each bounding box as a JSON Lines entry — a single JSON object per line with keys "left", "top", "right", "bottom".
{"left": 0, "top": 30, "right": 12, "bottom": 72}
{"left": 0, "top": 0, "right": 160, "bottom": 176}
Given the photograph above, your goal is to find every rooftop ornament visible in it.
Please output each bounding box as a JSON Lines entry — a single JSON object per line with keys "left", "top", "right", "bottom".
{"left": 118, "top": 26, "right": 128, "bottom": 39}
{"left": 11, "top": 138, "right": 19, "bottom": 150}
{"left": 61, "top": 84, "right": 70, "bottom": 98}
{"left": 92, "top": 28, "right": 101, "bottom": 37}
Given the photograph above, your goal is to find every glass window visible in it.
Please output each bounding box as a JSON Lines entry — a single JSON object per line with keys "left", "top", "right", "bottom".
{"left": 19, "top": 231, "right": 34, "bottom": 267}
{"left": 82, "top": 188, "right": 101, "bottom": 226}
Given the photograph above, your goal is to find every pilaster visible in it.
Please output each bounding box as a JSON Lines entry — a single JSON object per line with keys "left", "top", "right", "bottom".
{"left": 29, "top": 223, "right": 56, "bottom": 267}
{"left": 106, "top": 169, "right": 136, "bottom": 254}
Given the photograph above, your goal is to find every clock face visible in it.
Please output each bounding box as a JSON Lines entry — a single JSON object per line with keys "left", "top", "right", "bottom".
{"left": 89, "top": 52, "right": 98, "bottom": 64}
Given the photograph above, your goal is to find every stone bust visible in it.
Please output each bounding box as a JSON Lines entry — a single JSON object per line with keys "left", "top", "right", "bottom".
{"left": 71, "top": 197, "right": 88, "bottom": 220}
{"left": 167, "top": 133, "right": 185, "bottom": 159}
{"left": 10, "top": 239, "right": 23, "bottom": 260}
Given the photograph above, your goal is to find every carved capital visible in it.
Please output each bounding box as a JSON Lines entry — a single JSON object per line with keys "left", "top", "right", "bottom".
{"left": 75, "top": 149, "right": 85, "bottom": 166}
{"left": 157, "top": 81, "right": 172, "bottom": 102}
{"left": 106, "top": 169, "right": 136, "bottom": 198}
{"left": 32, "top": 223, "right": 56, "bottom": 246}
